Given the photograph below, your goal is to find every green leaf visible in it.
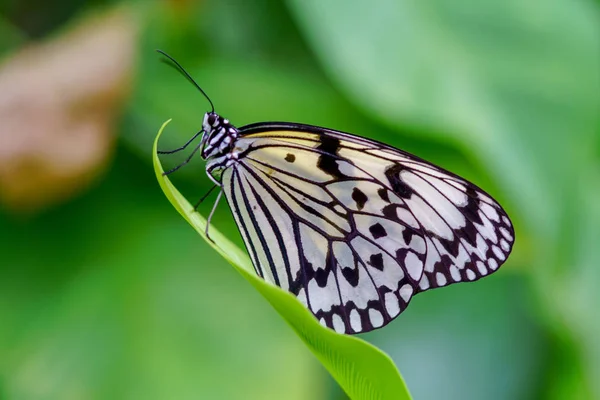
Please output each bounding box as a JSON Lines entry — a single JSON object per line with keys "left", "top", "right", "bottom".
{"left": 153, "top": 120, "right": 412, "bottom": 400}
{"left": 0, "top": 15, "right": 27, "bottom": 54}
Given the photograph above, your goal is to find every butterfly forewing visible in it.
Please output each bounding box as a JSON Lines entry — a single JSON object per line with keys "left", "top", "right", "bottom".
{"left": 220, "top": 123, "right": 514, "bottom": 334}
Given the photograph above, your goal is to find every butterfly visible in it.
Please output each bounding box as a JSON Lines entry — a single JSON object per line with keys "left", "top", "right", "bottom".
{"left": 157, "top": 50, "right": 515, "bottom": 334}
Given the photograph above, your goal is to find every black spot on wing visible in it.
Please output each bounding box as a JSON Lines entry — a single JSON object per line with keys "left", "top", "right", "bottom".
{"left": 395, "top": 248, "right": 409, "bottom": 264}
{"left": 303, "top": 254, "right": 330, "bottom": 288}
{"left": 368, "top": 253, "right": 384, "bottom": 271}
{"left": 449, "top": 186, "right": 490, "bottom": 247}
{"left": 402, "top": 229, "right": 413, "bottom": 245}
{"left": 285, "top": 153, "right": 296, "bottom": 163}
{"left": 438, "top": 254, "right": 454, "bottom": 271}
{"left": 458, "top": 219, "right": 479, "bottom": 247}
{"left": 341, "top": 265, "right": 359, "bottom": 287}
{"left": 437, "top": 236, "right": 460, "bottom": 258}
{"left": 378, "top": 188, "right": 390, "bottom": 202}
{"left": 351, "top": 187, "right": 368, "bottom": 210}
{"left": 288, "top": 271, "right": 303, "bottom": 296}
{"left": 381, "top": 204, "right": 398, "bottom": 220}
{"left": 316, "top": 136, "right": 344, "bottom": 179}
{"left": 369, "top": 223, "right": 387, "bottom": 239}
{"left": 460, "top": 186, "right": 484, "bottom": 225}
{"left": 385, "top": 164, "right": 412, "bottom": 198}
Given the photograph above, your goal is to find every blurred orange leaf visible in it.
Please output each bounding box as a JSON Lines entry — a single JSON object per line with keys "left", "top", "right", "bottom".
{"left": 0, "top": 8, "right": 139, "bottom": 213}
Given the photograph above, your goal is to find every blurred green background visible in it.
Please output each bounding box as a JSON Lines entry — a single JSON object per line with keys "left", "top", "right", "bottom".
{"left": 0, "top": 0, "right": 598, "bottom": 399}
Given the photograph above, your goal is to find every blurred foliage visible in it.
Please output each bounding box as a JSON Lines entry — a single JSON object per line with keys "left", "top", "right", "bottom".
{"left": 0, "top": 8, "right": 136, "bottom": 213}
{"left": 0, "top": 0, "right": 599, "bottom": 399}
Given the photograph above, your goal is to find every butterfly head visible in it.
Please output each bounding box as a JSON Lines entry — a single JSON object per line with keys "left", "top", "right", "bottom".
{"left": 201, "top": 112, "right": 239, "bottom": 160}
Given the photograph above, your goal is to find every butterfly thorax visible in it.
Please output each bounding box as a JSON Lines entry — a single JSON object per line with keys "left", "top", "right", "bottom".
{"left": 201, "top": 112, "right": 239, "bottom": 159}
{"left": 202, "top": 112, "right": 240, "bottom": 182}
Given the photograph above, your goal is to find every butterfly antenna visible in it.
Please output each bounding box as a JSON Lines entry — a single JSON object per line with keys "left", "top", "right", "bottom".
{"left": 156, "top": 49, "right": 215, "bottom": 113}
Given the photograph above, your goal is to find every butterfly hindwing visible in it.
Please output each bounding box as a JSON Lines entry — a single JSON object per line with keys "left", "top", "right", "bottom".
{"left": 221, "top": 123, "right": 514, "bottom": 334}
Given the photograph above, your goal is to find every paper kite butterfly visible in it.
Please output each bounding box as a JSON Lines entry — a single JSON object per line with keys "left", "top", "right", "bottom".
{"left": 157, "top": 50, "right": 515, "bottom": 334}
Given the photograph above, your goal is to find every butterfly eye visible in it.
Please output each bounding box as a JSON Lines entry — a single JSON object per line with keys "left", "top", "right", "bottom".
{"left": 202, "top": 113, "right": 217, "bottom": 134}
{"left": 205, "top": 112, "right": 222, "bottom": 128}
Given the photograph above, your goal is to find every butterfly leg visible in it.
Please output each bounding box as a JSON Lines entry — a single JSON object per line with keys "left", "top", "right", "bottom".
{"left": 193, "top": 184, "right": 218, "bottom": 210}
{"left": 205, "top": 189, "right": 223, "bottom": 243}
{"left": 162, "top": 141, "right": 204, "bottom": 176}
{"left": 157, "top": 130, "right": 203, "bottom": 154}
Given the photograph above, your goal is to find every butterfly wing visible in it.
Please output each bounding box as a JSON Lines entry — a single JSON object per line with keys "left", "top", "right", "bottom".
{"left": 220, "top": 122, "right": 514, "bottom": 334}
